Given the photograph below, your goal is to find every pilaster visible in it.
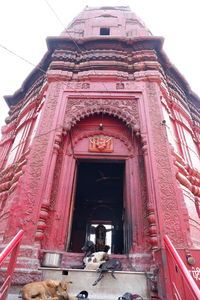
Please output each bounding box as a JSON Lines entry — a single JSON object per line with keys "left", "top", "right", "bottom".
{"left": 1, "top": 81, "right": 65, "bottom": 247}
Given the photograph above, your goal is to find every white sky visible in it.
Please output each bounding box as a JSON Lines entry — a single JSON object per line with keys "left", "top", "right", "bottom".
{"left": 0, "top": 0, "right": 200, "bottom": 131}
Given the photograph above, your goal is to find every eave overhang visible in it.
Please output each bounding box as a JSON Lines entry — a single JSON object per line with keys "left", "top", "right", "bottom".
{"left": 4, "top": 51, "right": 52, "bottom": 107}
{"left": 4, "top": 36, "right": 200, "bottom": 108}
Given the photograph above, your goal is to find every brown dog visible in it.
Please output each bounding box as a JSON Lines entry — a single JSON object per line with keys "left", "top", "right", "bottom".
{"left": 21, "top": 279, "right": 77, "bottom": 300}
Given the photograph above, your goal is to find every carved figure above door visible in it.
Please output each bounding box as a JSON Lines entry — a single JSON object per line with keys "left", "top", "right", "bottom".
{"left": 89, "top": 136, "right": 113, "bottom": 152}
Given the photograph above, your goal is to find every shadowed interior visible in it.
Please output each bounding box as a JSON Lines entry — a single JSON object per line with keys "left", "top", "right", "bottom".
{"left": 69, "top": 161, "right": 125, "bottom": 254}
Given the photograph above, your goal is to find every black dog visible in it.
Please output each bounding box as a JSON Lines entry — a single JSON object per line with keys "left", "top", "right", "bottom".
{"left": 82, "top": 240, "right": 110, "bottom": 254}
{"left": 92, "top": 258, "right": 122, "bottom": 286}
{"left": 82, "top": 240, "right": 96, "bottom": 258}
{"left": 70, "top": 241, "right": 95, "bottom": 269}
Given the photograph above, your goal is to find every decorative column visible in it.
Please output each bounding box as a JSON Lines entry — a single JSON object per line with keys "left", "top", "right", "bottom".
{"left": 2, "top": 81, "right": 66, "bottom": 246}
{"left": 35, "top": 127, "right": 64, "bottom": 242}
{"left": 141, "top": 133, "right": 159, "bottom": 249}
{"left": 135, "top": 69, "right": 187, "bottom": 248}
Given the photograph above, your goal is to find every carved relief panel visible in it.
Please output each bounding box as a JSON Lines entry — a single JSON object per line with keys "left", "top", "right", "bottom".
{"left": 64, "top": 96, "right": 140, "bottom": 133}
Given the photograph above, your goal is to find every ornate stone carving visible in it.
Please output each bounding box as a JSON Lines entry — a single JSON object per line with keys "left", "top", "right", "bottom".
{"left": 173, "top": 150, "right": 200, "bottom": 189}
{"left": 141, "top": 133, "right": 148, "bottom": 154}
{"left": 146, "top": 82, "right": 185, "bottom": 246}
{"left": 33, "top": 82, "right": 63, "bottom": 242}
{"left": 171, "top": 149, "right": 200, "bottom": 218}
{"left": 5, "top": 76, "right": 45, "bottom": 126}
{"left": 3, "top": 82, "right": 63, "bottom": 243}
{"left": 64, "top": 98, "right": 140, "bottom": 132}
{"left": 64, "top": 82, "right": 90, "bottom": 90}
{"left": 53, "top": 129, "right": 63, "bottom": 153}
{"left": 72, "top": 129, "right": 133, "bottom": 152}
{"left": 0, "top": 151, "right": 28, "bottom": 212}
{"left": 49, "top": 148, "right": 64, "bottom": 210}
{"left": 88, "top": 136, "right": 113, "bottom": 152}
{"left": 147, "top": 205, "right": 158, "bottom": 249}
{"left": 82, "top": 83, "right": 90, "bottom": 89}
{"left": 35, "top": 204, "right": 49, "bottom": 241}
{"left": 116, "top": 82, "right": 125, "bottom": 89}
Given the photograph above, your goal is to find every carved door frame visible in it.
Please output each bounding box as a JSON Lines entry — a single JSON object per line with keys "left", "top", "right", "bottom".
{"left": 63, "top": 150, "right": 142, "bottom": 254}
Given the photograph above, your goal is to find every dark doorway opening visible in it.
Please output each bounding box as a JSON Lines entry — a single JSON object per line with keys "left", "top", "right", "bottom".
{"left": 69, "top": 161, "right": 125, "bottom": 254}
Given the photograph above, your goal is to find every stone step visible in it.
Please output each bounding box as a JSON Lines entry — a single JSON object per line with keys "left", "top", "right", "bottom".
{"left": 7, "top": 294, "right": 19, "bottom": 300}
{"left": 41, "top": 268, "right": 150, "bottom": 300}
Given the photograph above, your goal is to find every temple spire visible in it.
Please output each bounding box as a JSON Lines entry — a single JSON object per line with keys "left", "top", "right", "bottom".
{"left": 61, "top": 6, "right": 151, "bottom": 38}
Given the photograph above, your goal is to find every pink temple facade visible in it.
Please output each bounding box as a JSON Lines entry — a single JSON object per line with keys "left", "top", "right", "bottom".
{"left": 0, "top": 6, "right": 199, "bottom": 299}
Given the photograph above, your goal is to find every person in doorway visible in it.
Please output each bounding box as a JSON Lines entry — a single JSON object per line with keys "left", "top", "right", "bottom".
{"left": 95, "top": 224, "right": 107, "bottom": 251}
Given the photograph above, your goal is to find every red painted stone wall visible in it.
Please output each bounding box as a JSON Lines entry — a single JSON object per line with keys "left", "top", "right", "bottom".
{"left": 0, "top": 6, "right": 199, "bottom": 299}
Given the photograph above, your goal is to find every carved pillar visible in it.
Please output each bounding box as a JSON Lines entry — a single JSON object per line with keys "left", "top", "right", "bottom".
{"left": 145, "top": 81, "right": 186, "bottom": 246}
{"left": 44, "top": 146, "right": 76, "bottom": 251}
{"left": 34, "top": 83, "right": 67, "bottom": 244}
{"left": 3, "top": 81, "right": 65, "bottom": 246}
{"left": 136, "top": 79, "right": 189, "bottom": 298}
{"left": 137, "top": 78, "right": 186, "bottom": 248}
{"left": 35, "top": 127, "right": 64, "bottom": 242}
{"left": 141, "top": 133, "right": 159, "bottom": 249}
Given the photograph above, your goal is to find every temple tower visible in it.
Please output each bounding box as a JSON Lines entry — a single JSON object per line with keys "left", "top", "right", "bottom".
{"left": 0, "top": 6, "right": 199, "bottom": 299}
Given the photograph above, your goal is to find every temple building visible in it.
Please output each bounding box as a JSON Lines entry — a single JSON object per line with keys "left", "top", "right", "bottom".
{"left": 0, "top": 6, "right": 200, "bottom": 299}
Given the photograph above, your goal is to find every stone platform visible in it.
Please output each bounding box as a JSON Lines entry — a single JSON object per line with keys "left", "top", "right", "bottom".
{"left": 41, "top": 268, "right": 150, "bottom": 300}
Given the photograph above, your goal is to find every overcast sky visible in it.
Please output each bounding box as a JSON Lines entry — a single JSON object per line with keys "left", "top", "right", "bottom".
{"left": 0, "top": 0, "right": 200, "bottom": 131}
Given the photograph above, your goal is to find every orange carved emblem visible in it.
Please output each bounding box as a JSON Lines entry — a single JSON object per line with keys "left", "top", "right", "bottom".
{"left": 89, "top": 136, "right": 113, "bottom": 152}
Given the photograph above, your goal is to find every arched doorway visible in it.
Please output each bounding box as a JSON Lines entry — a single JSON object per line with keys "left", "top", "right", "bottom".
{"left": 61, "top": 114, "right": 144, "bottom": 255}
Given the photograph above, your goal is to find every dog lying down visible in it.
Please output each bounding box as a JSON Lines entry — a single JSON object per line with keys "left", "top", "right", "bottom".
{"left": 84, "top": 250, "right": 109, "bottom": 270}
{"left": 71, "top": 240, "right": 110, "bottom": 270}
{"left": 82, "top": 241, "right": 110, "bottom": 270}
{"left": 21, "top": 279, "right": 78, "bottom": 300}
{"left": 92, "top": 258, "right": 122, "bottom": 286}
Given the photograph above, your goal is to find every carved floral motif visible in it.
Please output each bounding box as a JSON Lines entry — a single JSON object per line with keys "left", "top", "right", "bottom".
{"left": 34, "top": 82, "right": 63, "bottom": 242}
{"left": 146, "top": 82, "right": 185, "bottom": 246}
{"left": 64, "top": 98, "right": 140, "bottom": 132}
{"left": 4, "top": 82, "right": 64, "bottom": 243}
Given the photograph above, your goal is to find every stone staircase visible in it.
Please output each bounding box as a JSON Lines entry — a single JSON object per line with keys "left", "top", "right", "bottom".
{"left": 7, "top": 294, "right": 19, "bottom": 300}
{"left": 8, "top": 268, "right": 151, "bottom": 300}
{"left": 43, "top": 268, "right": 149, "bottom": 299}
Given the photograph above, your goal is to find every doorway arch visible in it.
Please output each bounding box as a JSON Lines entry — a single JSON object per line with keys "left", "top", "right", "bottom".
{"left": 59, "top": 114, "right": 146, "bottom": 255}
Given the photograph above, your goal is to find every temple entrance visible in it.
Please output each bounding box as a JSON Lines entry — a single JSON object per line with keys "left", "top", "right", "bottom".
{"left": 69, "top": 160, "right": 125, "bottom": 254}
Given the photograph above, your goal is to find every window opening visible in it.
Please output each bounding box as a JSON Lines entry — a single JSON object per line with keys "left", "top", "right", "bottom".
{"left": 100, "top": 28, "right": 110, "bottom": 35}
